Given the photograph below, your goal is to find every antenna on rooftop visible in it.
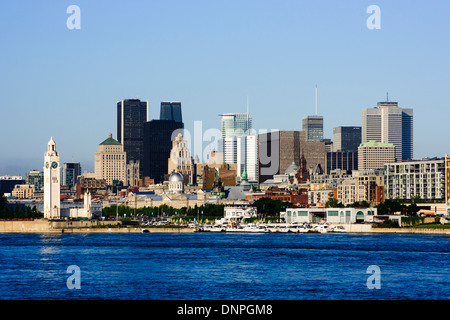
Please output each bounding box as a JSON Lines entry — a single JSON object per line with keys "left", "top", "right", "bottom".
{"left": 386, "top": 92, "right": 389, "bottom": 102}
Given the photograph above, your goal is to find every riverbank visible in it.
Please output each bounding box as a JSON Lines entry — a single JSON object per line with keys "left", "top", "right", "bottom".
{"left": 0, "top": 220, "right": 449, "bottom": 234}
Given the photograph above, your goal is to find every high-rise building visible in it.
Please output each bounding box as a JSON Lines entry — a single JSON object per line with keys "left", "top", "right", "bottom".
{"left": 61, "top": 162, "right": 82, "bottom": 188}
{"left": 117, "top": 99, "right": 148, "bottom": 177}
{"left": 160, "top": 101, "right": 182, "bottom": 123}
{"left": 358, "top": 141, "right": 395, "bottom": 171}
{"left": 94, "top": 134, "right": 127, "bottom": 185}
{"left": 43, "top": 137, "right": 60, "bottom": 219}
{"left": 362, "top": 99, "right": 413, "bottom": 161}
{"left": 220, "top": 113, "right": 252, "bottom": 139}
{"left": 237, "top": 135, "right": 258, "bottom": 183}
{"left": 385, "top": 158, "right": 445, "bottom": 202}
{"left": 220, "top": 113, "right": 252, "bottom": 164}
{"left": 26, "top": 170, "right": 44, "bottom": 191}
{"left": 143, "top": 120, "right": 184, "bottom": 184}
{"left": 168, "top": 133, "right": 194, "bottom": 184}
{"left": 325, "top": 151, "right": 358, "bottom": 174}
{"left": 302, "top": 115, "right": 323, "bottom": 142}
{"left": 258, "top": 130, "right": 326, "bottom": 184}
{"left": 333, "top": 126, "right": 361, "bottom": 152}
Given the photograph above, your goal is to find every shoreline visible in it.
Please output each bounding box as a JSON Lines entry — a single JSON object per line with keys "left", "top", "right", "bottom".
{"left": 0, "top": 220, "right": 449, "bottom": 234}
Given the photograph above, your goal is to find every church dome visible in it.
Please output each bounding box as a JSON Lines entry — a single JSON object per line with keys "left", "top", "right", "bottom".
{"left": 285, "top": 162, "right": 299, "bottom": 174}
{"left": 169, "top": 171, "right": 184, "bottom": 182}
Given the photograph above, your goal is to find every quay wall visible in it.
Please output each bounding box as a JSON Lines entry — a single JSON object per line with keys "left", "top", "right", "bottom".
{"left": 0, "top": 220, "right": 448, "bottom": 234}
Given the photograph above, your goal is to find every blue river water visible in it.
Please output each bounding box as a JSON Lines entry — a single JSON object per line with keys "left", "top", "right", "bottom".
{"left": 0, "top": 232, "right": 448, "bottom": 300}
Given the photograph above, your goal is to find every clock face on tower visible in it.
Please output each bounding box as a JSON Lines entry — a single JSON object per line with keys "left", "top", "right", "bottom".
{"left": 52, "top": 162, "right": 58, "bottom": 169}
{"left": 45, "top": 162, "right": 49, "bottom": 168}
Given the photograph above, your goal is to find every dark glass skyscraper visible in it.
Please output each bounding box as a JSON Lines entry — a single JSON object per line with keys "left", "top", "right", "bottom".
{"left": 160, "top": 101, "right": 182, "bottom": 122}
{"left": 143, "top": 120, "right": 184, "bottom": 183}
{"left": 117, "top": 99, "right": 148, "bottom": 177}
{"left": 332, "top": 126, "right": 362, "bottom": 152}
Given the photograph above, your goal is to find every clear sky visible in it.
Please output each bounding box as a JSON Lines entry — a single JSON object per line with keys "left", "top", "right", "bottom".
{"left": 1, "top": 0, "right": 450, "bottom": 176}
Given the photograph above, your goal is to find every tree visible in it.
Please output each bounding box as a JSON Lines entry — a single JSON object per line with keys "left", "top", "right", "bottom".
{"left": 325, "top": 198, "right": 344, "bottom": 208}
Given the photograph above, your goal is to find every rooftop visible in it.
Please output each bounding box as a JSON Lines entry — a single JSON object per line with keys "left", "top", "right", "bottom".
{"left": 99, "top": 134, "right": 121, "bottom": 146}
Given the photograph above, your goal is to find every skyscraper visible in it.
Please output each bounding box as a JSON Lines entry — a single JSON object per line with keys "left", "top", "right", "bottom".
{"left": 94, "top": 134, "right": 127, "bottom": 185}
{"left": 61, "top": 162, "right": 82, "bottom": 188}
{"left": 220, "top": 113, "right": 252, "bottom": 164}
{"left": 160, "top": 101, "right": 182, "bottom": 122}
{"left": 117, "top": 99, "right": 148, "bottom": 177}
{"left": 302, "top": 115, "right": 323, "bottom": 142}
{"left": 333, "top": 126, "right": 361, "bottom": 152}
{"left": 362, "top": 98, "right": 413, "bottom": 161}
{"left": 237, "top": 135, "right": 258, "bottom": 183}
{"left": 143, "top": 120, "right": 184, "bottom": 184}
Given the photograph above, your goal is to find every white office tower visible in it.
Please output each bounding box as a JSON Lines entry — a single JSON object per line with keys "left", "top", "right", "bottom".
{"left": 220, "top": 112, "right": 252, "bottom": 164}
{"left": 43, "top": 137, "right": 61, "bottom": 219}
{"left": 237, "top": 135, "right": 259, "bottom": 183}
{"left": 362, "top": 99, "right": 413, "bottom": 161}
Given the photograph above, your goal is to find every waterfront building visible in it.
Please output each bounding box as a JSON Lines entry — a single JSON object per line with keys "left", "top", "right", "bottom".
{"left": 61, "top": 162, "right": 81, "bottom": 188}
{"left": 384, "top": 158, "right": 446, "bottom": 202}
{"left": 222, "top": 203, "right": 257, "bottom": 223}
{"left": 25, "top": 170, "right": 44, "bottom": 191}
{"left": 302, "top": 115, "right": 323, "bottom": 142}
{"left": 358, "top": 141, "right": 395, "bottom": 171}
{"left": 117, "top": 99, "right": 148, "bottom": 177}
{"left": 160, "top": 101, "right": 182, "bottom": 122}
{"left": 333, "top": 126, "right": 361, "bottom": 152}
{"left": 362, "top": 99, "right": 413, "bottom": 161}
{"left": 308, "top": 184, "right": 336, "bottom": 207}
{"left": 11, "top": 184, "right": 34, "bottom": 199}
{"left": 94, "top": 134, "right": 127, "bottom": 185}
{"left": 168, "top": 133, "right": 194, "bottom": 184}
{"left": 143, "top": 120, "right": 184, "bottom": 184}
{"left": 43, "top": 137, "right": 60, "bottom": 219}
{"left": 282, "top": 207, "right": 377, "bottom": 224}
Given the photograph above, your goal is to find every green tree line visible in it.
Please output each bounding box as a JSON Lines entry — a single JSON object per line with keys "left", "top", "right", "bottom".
{"left": 0, "top": 193, "right": 43, "bottom": 220}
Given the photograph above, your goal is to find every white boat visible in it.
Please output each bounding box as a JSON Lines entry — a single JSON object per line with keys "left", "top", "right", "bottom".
{"left": 313, "top": 223, "right": 330, "bottom": 233}
{"left": 226, "top": 223, "right": 266, "bottom": 233}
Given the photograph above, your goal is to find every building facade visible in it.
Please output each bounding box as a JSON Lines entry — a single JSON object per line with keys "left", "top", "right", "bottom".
{"left": 362, "top": 100, "right": 413, "bottom": 161}
{"left": 384, "top": 158, "right": 445, "bottom": 202}
{"left": 94, "top": 134, "right": 127, "bottom": 185}
{"left": 237, "top": 135, "right": 258, "bottom": 183}
{"left": 117, "top": 99, "right": 148, "bottom": 177}
{"left": 302, "top": 115, "right": 323, "bottom": 142}
{"left": 12, "top": 184, "right": 35, "bottom": 199}
{"left": 143, "top": 120, "right": 184, "bottom": 184}
{"left": 333, "top": 126, "right": 361, "bottom": 152}
{"left": 220, "top": 113, "right": 252, "bottom": 165}
{"left": 325, "top": 151, "right": 358, "bottom": 174}
{"left": 160, "top": 101, "right": 182, "bottom": 122}
{"left": 61, "top": 162, "right": 81, "bottom": 188}
{"left": 25, "top": 170, "right": 44, "bottom": 192}
{"left": 358, "top": 141, "right": 395, "bottom": 171}
{"left": 168, "top": 133, "right": 194, "bottom": 184}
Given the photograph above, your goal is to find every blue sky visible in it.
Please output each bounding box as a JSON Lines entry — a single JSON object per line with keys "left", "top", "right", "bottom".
{"left": 1, "top": 0, "right": 450, "bottom": 176}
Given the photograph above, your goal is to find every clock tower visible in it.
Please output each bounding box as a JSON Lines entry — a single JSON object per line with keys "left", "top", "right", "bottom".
{"left": 43, "top": 137, "right": 60, "bottom": 219}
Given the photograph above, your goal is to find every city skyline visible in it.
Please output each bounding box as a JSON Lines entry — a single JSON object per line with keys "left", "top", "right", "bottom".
{"left": 1, "top": 1, "right": 450, "bottom": 176}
